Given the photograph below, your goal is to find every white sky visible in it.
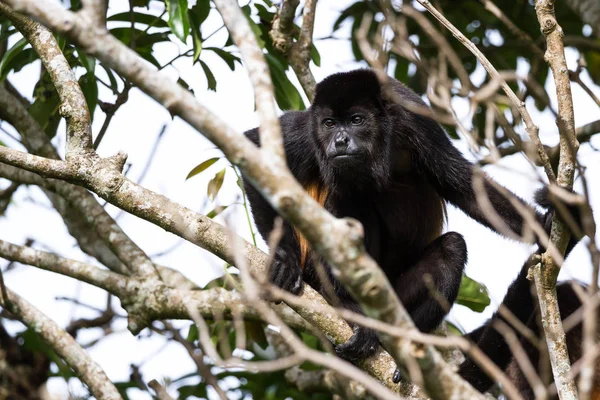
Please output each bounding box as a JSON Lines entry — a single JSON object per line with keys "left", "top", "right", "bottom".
{"left": 1, "top": 1, "right": 599, "bottom": 399}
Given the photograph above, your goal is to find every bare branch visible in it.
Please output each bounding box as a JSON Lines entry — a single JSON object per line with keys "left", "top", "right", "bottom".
{"left": 212, "top": 0, "right": 285, "bottom": 160}
{"left": 412, "top": 0, "right": 557, "bottom": 183}
{"left": 0, "top": 3, "right": 93, "bottom": 157}
{"left": 270, "top": 0, "right": 318, "bottom": 99}
{"left": 0, "top": 286, "right": 122, "bottom": 400}
{"left": 80, "top": 0, "right": 107, "bottom": 27}
{"left": 531, "top": 1, "right": 581, "bottom": 398}
{"left": 0, "top": 239, "right": 128, "bottom": 294}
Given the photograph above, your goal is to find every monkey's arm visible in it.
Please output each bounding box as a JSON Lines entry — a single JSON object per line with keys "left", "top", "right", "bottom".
{"left": 241, "top": 111, "right": 317, "bottom": 294}
{"left": 402, "top": 112, "right": 544, "bottom": 241}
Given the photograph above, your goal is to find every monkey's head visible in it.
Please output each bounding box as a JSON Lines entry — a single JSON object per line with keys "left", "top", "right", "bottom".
{"left": 309, "top": 69, "right": 393, "bottom": 189}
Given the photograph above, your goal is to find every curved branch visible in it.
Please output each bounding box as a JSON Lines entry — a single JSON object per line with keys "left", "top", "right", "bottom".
{"left": 0, "top": 286, "right": 122, "bottom": 400}
{"left": 0, "top": 3, "right": 93, "bottom": 157}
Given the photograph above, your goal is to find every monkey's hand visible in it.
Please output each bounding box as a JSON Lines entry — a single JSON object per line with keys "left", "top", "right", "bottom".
{"left": 268, "top": 247, "right": 304, "bottom": 295}
{"left": 335, "top": 325, "right": 379, "bottom": 362}
{"left": 534, "top": 186, "right": 587, "bottom": 254}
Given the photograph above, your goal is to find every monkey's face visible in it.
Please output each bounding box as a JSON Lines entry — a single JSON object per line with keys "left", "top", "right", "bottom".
{"left": 311, "top": 104, "right": 391, "bottom": 187}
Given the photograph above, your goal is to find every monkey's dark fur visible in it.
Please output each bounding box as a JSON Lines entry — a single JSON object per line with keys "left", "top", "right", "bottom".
{"left": 458, "top": 188, "right": 592, "bottom": 397}
{"left": 240, "top": 68, "right": 589, "bottom": 395}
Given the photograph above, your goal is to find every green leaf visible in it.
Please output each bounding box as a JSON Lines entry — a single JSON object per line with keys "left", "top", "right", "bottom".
{"left": 137, "top": 48, "right": 161, "bottom": 68}
{"left": 189, "top": 10, "right": 203, "bottom": 63}
{"left": 107, "top": 11, "right": 169, "bottom": 28}
{"left": 0, "top": 37, "right": 28, "bottom": 80}
{"left": 456, "top": 274, "right": 491, "bottom": 313}
{"left": 131, "top": 0, "right": 151, "bottom": 7}
{"left": 265, "top": 53, "right": 305, "bottom": 110}
{"left": 206, "top": 205, "right": 228, "bottom": 218}
{"left": 245, "top": 321, "right": 268, "bottom": 349}
{"left": 177, "top": 383, "right": 208, "bottom": 399}
{"left": 110, "top": 28, "right": 170, "bottom": 48}
{"left": 0, "top": 28, "right": 18, "bottom": 45}
{"left": 310, "top": 42, "right": 321, "bottom": 67}
{"left": 585, "top": 50, "right": 600, "bottom": 85}
{"left": 445, "top": 320, "right": 464, "bottom": 336}
{"left": 186, "top": 324, "right": 199, "bottom": 342}
{"left": 206, "top": 47, "right": 242, "bottom": 70}
{"left": 28, "top": 72, "right": 61, "bottom": 139}
{"left": 77, "top": 50, "right": 96, "bottom": 74}
{"left": 199, "top": 60, "right": 217, "bottom": 91}
{"left": 190, "top": 0, "right": 211, "bottom": 27}
{"left": 78, "top": 72, "right": 98, "bottom": 121}
{"left": 394, "top": 57, "right": 409, "bottom": 83}
{"left": 0, "top": 48, "right": 38, "bottom": 79}
{"left": 100, "top": 64, "right": 120, "bottom": 93}
{"left": 164, "top": 0, "right": 190, "bottom": 43}
{"left": 177, "top": 77, "right": 194, "bottom": 95}
{"left": 185, "top": 157, "right": 219, "bottom": 180}
{"left": 255, "top": 4, "right": 274, "bottom": 22}
{"left": 207, "top": 168, "right": 226, "bottom": 201}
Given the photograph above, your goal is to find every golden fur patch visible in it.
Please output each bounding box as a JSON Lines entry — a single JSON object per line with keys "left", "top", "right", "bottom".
{"left": 295, "top": 182, "right": 329, "bottom": 269}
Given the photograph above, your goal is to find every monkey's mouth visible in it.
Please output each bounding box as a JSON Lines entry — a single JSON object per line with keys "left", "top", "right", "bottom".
{"left": 329, "top": 153, "right": 364, "bottom": 167}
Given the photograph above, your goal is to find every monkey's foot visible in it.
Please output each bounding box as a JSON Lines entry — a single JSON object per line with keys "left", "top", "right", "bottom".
{"left": 335, "top": 325, "right": 378, "bottom": 362}
{"left": 268, "top": 248, "right": 304, "bottom": 297}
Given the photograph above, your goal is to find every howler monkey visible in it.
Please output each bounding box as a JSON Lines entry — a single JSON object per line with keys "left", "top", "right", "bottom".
{"left": 240, "top": 69, "right": 578, "bottom": 366}
{"left": 458, "top": 188, "right": 591, "bottom": 398}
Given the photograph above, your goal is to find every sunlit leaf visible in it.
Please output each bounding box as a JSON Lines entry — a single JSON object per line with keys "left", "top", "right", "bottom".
{"left": 207, "top": 168, "right": 226, "bottom": 201}
{"left": 165, "top": 0, "right": 190, "bottom": 43}
{"left": 206, "top": 205, "right": 228, "bottom": 218}
{"left": 185, "top": 157, "right": 219, "bottom": 180}
{"left": 456, "top": 274, "right": 491, "bottom": 313}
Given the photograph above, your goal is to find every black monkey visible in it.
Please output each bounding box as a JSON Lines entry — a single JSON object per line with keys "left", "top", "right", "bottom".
{"left": 241, "top": 69, "right": 559, "bottom": 362}
{"left": 458, "top": 188, "right": 593, "bottom": 398}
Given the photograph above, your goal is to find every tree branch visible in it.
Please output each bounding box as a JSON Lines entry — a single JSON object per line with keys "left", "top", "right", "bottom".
{"left": 533, "top": 1, "right": 581, "bottom": 398}
{"left": 0, "top": 286, "right": 122, "bottom": 400}
{"left": 0, "top": 3, "right": 93, "bottom": 157}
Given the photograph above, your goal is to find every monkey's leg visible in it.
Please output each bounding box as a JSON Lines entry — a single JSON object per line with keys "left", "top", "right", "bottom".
{"left": 392, "top": 232, "right": 467, "bottom": 383}
{"left": 396, "top": 231, "right": 468, "bottom": 333}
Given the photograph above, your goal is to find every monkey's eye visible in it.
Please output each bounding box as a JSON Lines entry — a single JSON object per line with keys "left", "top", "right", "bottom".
{"left": 323, "top": 118, "right": 336, "bottom": 128}
{"left": 351, "top": 115, "right": 364, "bottom": 125}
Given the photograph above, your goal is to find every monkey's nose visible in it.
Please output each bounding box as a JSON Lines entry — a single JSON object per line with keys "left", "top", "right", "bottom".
{"left": 334, "top": 133, "right": 350, "bottom": 150}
